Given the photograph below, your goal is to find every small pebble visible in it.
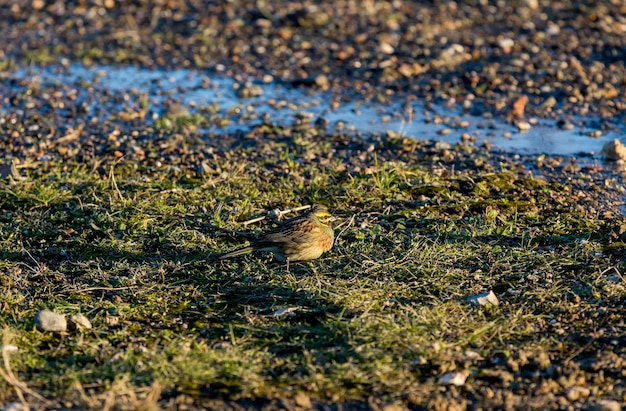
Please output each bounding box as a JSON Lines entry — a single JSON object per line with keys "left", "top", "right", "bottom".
{"left": 467, "top": 290, "right": 499, "bottom": 306}
{"left": 272, "top": 307, "right": 300, "bottom": 319}
{"left": 294, "top": 392, "right": 312, "bottom": 409}
{"left": 196, "top": 162, "right": 215, "bottom": 175}
{"left": 35, "top": 310, "right": 67, "bottom": 332}
{"left": 0, "top": 345, "right": 19, "bottom": 353}
{"left": 515, "top": 120, "right": 531, "bottom": 131}
{"left": 546, "top": 22, "right": 561, "bottom": 36}
{"left": 497, "top": 38, "right": 515, "bottom": 51}
{"left": 378, "top": 42, "right": 395, "bottom": 54}
{"left": 69, "top": 313, "right": 92, "bottom": 331}
{"left": 565, "top": 386, "right": 590, "bottom": 402}
{"left": 314, "top": 74, "right": 329, "bottom": 88}
{"left": 438, "top": 371, "right": 468, "bottom": 386}
{"left": 2, "top": 402, "right": 25, "bottom": 411}
{"left": 236, "top": 84, "right": 263, "bottom": 98}
{"left": 600, "top": 139, "right": 626, "bottom": 161}
{"left": 165, "top": 102, "right": 189, "bottom": 118}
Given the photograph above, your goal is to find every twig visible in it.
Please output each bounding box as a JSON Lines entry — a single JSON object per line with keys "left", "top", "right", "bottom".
{"left": 209, "top": 205, "right": 315, "bottom": 237}
{"left": 242, "top": 205, "right": 311, "bottom": 226}
{"left": 240, "top": 216, "right": 266, "bottom": 226}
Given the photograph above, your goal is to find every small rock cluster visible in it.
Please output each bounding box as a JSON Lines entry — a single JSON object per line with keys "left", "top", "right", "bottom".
{"left": 34, "top": 310, "right": 92, "bottom": 333}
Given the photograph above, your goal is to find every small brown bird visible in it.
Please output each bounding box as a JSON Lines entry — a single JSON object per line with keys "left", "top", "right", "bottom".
{"left": 218, "top": 205, "right": 335, "bottom": 264}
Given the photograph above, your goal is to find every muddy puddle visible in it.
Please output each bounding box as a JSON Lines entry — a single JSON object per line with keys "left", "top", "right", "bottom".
{"left": 6, "top": 63, "right": 624, "bottom": 158}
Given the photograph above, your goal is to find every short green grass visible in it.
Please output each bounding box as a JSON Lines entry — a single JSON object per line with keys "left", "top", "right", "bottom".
{"left": 1, "top": 133, "right": 625, "bottom": 409}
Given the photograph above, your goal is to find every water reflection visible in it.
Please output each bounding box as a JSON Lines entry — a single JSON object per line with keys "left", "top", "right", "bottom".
{"left": 9, "top": 63, "right": 624, "bottom": 157}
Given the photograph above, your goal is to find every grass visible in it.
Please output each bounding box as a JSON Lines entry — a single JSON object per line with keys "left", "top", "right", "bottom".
{"left": 1, "top": 131, "right": 625, "bottom": 410}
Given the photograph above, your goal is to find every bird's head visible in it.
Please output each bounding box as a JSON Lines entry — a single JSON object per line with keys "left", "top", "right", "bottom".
{"left": 309, "top": 205, "right": 335, "bottom": 225}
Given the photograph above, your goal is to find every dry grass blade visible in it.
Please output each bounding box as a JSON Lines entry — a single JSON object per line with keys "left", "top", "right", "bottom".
{"left": 1, "top": 330, "right": 49, "bottom": 407}
{"left": 56, "top": 124, "right": 83, "bottom": 145}
{"left": 109, "top": 159, "right": 126, "bottom": 202}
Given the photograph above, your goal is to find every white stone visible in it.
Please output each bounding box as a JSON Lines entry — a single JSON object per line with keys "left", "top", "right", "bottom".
{"left": 467, "top": 290, "right": 499, "bottom": 306}
{"left": 498, "top": 38, "right": 515, "bottom": 50}
{"left": 515, "top": 120, "right": 532, "bottom": 131}
{"left": 35, "top": 310, "right": 67, "bottom": 332}
{"left": 0, "top": 344, "right": 18, "bottom": 353}
{"left": 438, "top": 371, "right": 468, "bottom": 386}
{"left": 272, "top": 307, "right": 300, "bottom": 319}
{"left": 378, "top": 42, "right": 395, "bottom": 54}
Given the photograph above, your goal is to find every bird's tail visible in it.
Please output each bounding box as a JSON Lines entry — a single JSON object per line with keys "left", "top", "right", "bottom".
{"left": 218, "top": 246, "right": 254, "bottom": 260}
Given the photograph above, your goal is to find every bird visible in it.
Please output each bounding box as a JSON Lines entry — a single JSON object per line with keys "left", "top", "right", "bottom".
{"left": 218, "top": 205, "right": 335, "bottom": 265}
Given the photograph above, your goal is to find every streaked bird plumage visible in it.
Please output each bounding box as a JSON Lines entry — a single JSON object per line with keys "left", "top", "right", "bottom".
{"left": 218, "top": 205, "right": 335, "bottom": 262}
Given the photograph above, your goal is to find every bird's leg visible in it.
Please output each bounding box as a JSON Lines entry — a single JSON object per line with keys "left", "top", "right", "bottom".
{"left": 286, "top": 257, "right": 290, "bottom": 274}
